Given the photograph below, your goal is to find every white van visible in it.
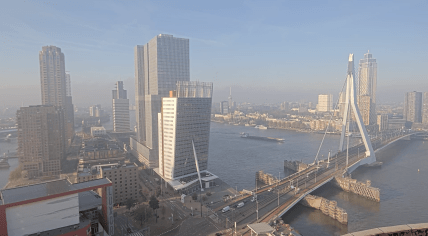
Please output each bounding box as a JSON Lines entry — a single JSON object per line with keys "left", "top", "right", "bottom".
{"left": 237, "top": 202, "right": 244, "bottom": 208}
{"left": 222, "top": 206, "right": 230, "bottom": 213}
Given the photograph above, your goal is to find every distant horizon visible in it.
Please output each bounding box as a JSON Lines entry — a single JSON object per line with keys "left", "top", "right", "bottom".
{"left": 1, "top": 1, "right": 427, "bottom": 107}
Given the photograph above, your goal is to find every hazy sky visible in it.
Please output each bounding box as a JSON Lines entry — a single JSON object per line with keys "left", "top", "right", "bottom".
{"left": 1, "top": 0, "right": 427, "bottom": 107}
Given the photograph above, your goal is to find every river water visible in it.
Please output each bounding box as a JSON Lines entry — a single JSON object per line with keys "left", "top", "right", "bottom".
{"left": 207, "top": 122, "right": 428, "bottom": 235}
{"left": 1, "top": 122, "right": 426, "bottom": 235}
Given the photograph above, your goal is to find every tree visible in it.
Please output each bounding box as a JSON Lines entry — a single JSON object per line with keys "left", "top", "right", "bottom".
{"left": 125, "top": 198, "right": 136, "bottom": 211}
{"left": 206, "top": 191, "right": 212, "bottom": 196}
{"left": 149, "top": 195, "right": 160, "bottom": 223}
{"left": 202, "top": 195, "right": 207, "bottom": 202}
{"left": 9, "top": 165, "right": 22, "bottom": 181}
{"left": 161, "top": 205, "right": 166, "bottom": 216}
{"left": 192, "top": 192, "right": 198, "bottom": 200}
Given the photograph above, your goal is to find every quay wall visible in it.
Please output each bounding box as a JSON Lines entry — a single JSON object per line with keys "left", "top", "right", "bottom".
{"left": 300, "top": 194, "right": 347, "bottom": 224}
{"left": 333, "top": 176, "right": 380, "bottom": 202}
{"left": 343, "top": 223, "right": 428, "bottom": 236}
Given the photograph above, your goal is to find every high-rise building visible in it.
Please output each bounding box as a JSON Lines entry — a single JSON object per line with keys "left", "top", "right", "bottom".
{"left": 377, "top": 114, "right": 388, "bottom": 132}
{"left": 317, "top": 94, "right": 333, "bottom": 113}
{"left": 112, "top": 81, "right": 130, "bottom": 132}
{"left": 64, "top": 72, "right": 75, "bottom": 142}
{"left": 280, "top": 101, "right": 289, "bottom": 111}
{"left": 39, "top": 46, "right": 74, "bottom": 143}
{"left": 358, "top": 51, "right": 377, "bottom": 126}
{"left": 17, "top": 105, "right": 65, "bottom": 177}
{"left": 158, "top": 81, "right": 213, "bottom": 180}
{"left": 404, "top": 91, "right": 423, "bottom": 123}
{"left": 89, "top": 104, "right": 103, "bottom": 117}
{"left": 220, "top": 101, "right": 229, "bottom": 114}
{"left": 228, "top": 87, "right": 233, "bottom": 111}
{"left": 422, "top": 92, "right": 428, "bottom": 124}
{"left": 131, "top": 34, "right": 190, "bottom": 168}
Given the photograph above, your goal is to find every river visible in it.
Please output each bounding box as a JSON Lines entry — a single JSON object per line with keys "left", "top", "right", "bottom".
{"left": 1, "top": 122, "right": 426, "bottom": 235}
{"left": 207, "top": 122, "right": 428, "bottom": 235}
{"left": 0, "top": 138, "right": 19, "bottom": 189}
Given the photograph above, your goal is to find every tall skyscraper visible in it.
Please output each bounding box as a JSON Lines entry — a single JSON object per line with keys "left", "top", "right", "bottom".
{"left": 220, "top": 101, "right": 229, "bottom": 114}
{"left": 228, "top": 87, "right": 233, "bottom": 110}
{"left": 404, "top": 91, "right": 422, "bottom": 123}
{"left": 158, "top": 81, "right": 213, "bottom": 180}
{"left": 423, "top": 92, "right": 428, "bottom": 124}
{"left": 17, "top": 105, "right": 65, "bottom": 177}
{"left": 358, "top": 51, "right": 377, "bottom": 126}
{"left": 112, "top": 81, "right": 130, "bottom": 132}
{"left": 39, "top": 46, "right": 74, "bottom": 143}
{"left": 317, "top": 94, "right": 333, "bottom": 112}
{"left": 131, "top": 34, "right": 190, "bottom": 168}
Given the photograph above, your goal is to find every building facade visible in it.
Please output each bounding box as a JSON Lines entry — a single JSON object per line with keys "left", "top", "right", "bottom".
{"left": 358, "top": 51, "right": 377, "bottom": 126}
{"left": 377, "top": 114, "right": 389, "bottom": 132}
{"left": 77, "top": 163, "right": 141, "bottom": 204}
{"left": 220, "top": 101, "right": 229, "bottom": 114}
{"left": 132, "top": 34, "right": 190, "bottom": 168}
{"left": 17, "top": 105, "right": 65, "bottom": 177}
{"left": 317, "top": 94, "right": 333, "bottom": 113}
{"left": 423, "top": 92, "right": 428, "bottom": 125}
{"left": 158, "top": 81, "right": 212, "bottom": 180}
{"left": 39, "top": 46, "right": 74, "bottom": 143}
{"left": 404, "top": 91, "right": 423, "bottom": 123}
{"left": 112, "top": 81, "right": 130, "bottom": 132}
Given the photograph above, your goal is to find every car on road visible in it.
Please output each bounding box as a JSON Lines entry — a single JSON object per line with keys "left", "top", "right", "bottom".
{"left": 222, "top": 206, "right": 230, "bottom": 213}
{"left": 251, "top": 196, "right": 257, "bottom": 202}
{"left": 237, "top": 202, "right": 244, "bottom": 208}
{"left": 268, "top": 188, "right": 273, "bottom": 192}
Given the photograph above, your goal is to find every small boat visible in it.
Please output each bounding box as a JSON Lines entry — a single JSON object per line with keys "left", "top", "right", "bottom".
{"left": 0, "top": 159, "right": 10, "bottom": 169}
{"left": 258, "top": 125, "right": 268, "bottom": 130}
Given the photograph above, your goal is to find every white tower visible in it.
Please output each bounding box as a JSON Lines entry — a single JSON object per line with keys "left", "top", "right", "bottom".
{"left": 339, "top": 54, "right": 376, "bottom": 164}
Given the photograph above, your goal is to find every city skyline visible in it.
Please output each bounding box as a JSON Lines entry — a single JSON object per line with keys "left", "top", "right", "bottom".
{"left": 1, "top": 1, "right": 428, "bottom": 106}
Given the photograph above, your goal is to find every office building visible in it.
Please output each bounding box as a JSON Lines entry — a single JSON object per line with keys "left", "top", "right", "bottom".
{"left": 317, "top": 94, "right": 333, "bottom": 112}
{"left": 228, "top": 87, "right": 233, "bottom": 111}
{"left": 423, "top": 92, "right": 428, "bottom": 124}
{"left": 91, "top": 127, "right": 107, "bottom": 137}
{"left": 90, "top": 104, "right": 103, "bottom": 117}
{"left": 280, "top": 101, "right": 289, "bottom": 111}
{"left": 77, "top": 163, "right": 141, "bottom": 204}
{"left": 17, "top": 105, "right": 65, "bottom": 177}
{"left": 220, "top": 101, "right": 229, "bottom": 114}
{"left": 112, "top": 81, "right": 130, "bottom": 132}
{"left": 39, "top": 46, "right": 74, "bottom": 143}
{"left": 358, "top": 51, "right": 377, "bottom": 126}
{"left": 158, "top": 81, "right": 212, "bottom": 180}
{"left": 131, "top": 34, "right": 190, "bottom": 168}
{"left": 377, "top": 114, "right": 388, "bottom": 132}
{"left": 404, "top": 91, "right": 423, "bottom": 123}
{"left": 0, "top": 178, "right": 114, "bottom": 236}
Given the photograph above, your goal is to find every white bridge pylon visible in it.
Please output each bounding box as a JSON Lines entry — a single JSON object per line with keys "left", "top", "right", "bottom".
{"left": 339, "top": 54, "right": 376, "bottom": 164}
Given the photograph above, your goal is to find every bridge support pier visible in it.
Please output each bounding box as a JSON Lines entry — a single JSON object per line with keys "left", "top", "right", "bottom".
{"left": 333, "top": 176, "right": 380, "bottom": 202}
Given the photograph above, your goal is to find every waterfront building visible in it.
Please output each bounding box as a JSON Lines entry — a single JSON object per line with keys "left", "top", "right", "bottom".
{"left": 404, "top": 91, "right": 422, "bottom": 123}
{"left": 317, "top": 94, "right": 333, "bottom": 113}
{"left": 77, "top": 162, "right": 141, "bottom": 204}
{"left": 17, "top": 105, "right": 65, "bottom": 177}
{"left": 358, "top": 51, "right": 377, "bottom": 126}
{"left": 0, "top": 178, "right": 114, "bottom": 236}
{"left": 158, "top": 81, "right": 213, "bottom": 181}
{"left": 112, "top": 81, "right": 130, "bottom": 132}
{"left": 39, "top": 46, "right": 74, "bottom": 144}
{"left": 131, "top": 34, "right": 190, "bottom": 168}
{"left": 377, "top": 114, "right": 389, "bottom": 132}
{"left": 220, "top": 101, "right": 229, "bottom": 114}
{"left": 89, "top": 104, "right": 103, "bottom": 117}
{"left": 423, "top": 92, "right": 428, "bottom": 125}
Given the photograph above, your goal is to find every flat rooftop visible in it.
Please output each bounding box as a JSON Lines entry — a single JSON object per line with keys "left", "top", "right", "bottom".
{"left": 1, "top": 178, "right": 111, "bottom": 205}
{"left": 154, "top": 169, "right": 219, "bottom": 190}
{"left": 78, "top": 191, "right": 102, "bottom": 212}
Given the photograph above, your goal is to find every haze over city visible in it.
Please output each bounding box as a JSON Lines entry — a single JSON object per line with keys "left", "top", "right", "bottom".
{"left": 1, "top": 0, "right": 428, "bottom": 107}
{"left": 1, "top": 1, "right": 428, "bottom": 236}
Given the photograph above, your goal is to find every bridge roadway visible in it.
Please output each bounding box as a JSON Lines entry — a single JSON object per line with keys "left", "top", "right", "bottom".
{"left": 211, "top": 132, "right": 414, "bottom": 234}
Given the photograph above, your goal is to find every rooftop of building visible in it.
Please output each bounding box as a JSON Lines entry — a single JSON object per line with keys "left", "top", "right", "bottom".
{"left": 78, "top": 190, "right": 102, "bottom": 212}
{"left": 154, "top": 169, "right": 218, "bottom": 191}
{"left": 77, "top": 162, "right": 138, "bottom": 177}
{"left": 0, "top": 178, "right": 111, "bottom": 205}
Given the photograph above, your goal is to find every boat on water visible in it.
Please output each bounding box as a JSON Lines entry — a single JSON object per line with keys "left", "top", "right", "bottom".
{"left": 255, "top": 125, "right": 268, "bottom": 130}
{"left": 240, "top": 132, "right": 284, "bottom": 142}
{"left": 0, "top": 159, "right": 10, "bottom": 169}
{"left": 245, "top": 124, "right": 256, "bottom": 127}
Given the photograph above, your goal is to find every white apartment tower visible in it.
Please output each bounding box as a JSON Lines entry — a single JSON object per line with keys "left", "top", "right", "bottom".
{"left": 112, "top": 81, "right": 130, "bottom": 132}
{"left": 131, "top": 34, "right": 190, "bottom": 168}
{"left": 158, "top": 81, "right": 213, "bottom": 180}
{"left": 317, "top": 94, "right": 333, "bottom": 113}
{"left": 404, "top": 91, "right": 423, "bottom": 123}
